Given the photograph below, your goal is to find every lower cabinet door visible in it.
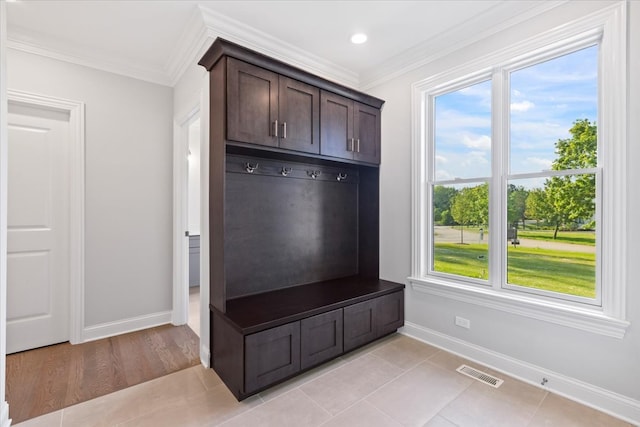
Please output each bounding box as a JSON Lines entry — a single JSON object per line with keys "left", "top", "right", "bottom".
{"left": 245, "top": 321, "right": 300, "bottom": 394}
{"left": 376, "top": 291, "right": 404, "bottom": 337}
{"left": 343, "top": 299, "right": 377, "bottom": 352}
{"left": 300, "top": 309, "right": 343, "bottom": 370}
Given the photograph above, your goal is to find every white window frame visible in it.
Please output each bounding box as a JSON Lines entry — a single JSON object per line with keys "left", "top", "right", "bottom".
{"left": 409, "top": 2, "right": 629, "bottom": 338}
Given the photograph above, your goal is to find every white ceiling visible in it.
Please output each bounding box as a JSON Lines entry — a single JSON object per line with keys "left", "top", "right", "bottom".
{"left": 5, "top": 0, "right": 564, "bottom": 89}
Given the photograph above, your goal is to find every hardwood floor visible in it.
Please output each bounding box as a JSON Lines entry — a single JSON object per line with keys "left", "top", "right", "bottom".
{"left": 6, "top": 324, "right": 200, "bottom": 424}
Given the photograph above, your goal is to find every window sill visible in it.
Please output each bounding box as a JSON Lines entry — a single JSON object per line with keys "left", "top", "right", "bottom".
{"left": 408, "top": 276, "right": 630, "bottom": 339}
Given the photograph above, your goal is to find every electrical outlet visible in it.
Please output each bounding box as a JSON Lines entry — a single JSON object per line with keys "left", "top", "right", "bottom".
{"left": 455, "top": 316, "right": 471, "bottom": 329}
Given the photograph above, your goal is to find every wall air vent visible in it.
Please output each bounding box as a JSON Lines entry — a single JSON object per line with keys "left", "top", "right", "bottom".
{"left": 456, "top": 364, "right": 504, "bottom": 388}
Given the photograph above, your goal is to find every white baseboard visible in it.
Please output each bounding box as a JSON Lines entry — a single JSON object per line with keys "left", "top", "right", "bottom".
{"left": 200, "top": 343, "right": 210, "bottom": 369}
{"left": 402, "top": 322, "right": 640, "bottom": 425}
{"left": 1, "top": 401, "right": 10, "bottom": 427}
{"left": 82, "top": 311, "right": 173, "bottom": 343}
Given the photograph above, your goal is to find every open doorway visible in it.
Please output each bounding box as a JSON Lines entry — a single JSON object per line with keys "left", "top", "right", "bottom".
{"left": 186, "top": 117, "right": 201, "bottom": 337}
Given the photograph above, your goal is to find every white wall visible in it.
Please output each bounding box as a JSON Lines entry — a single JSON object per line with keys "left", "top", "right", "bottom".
{"left": 370, "top": 0, "right": 640, "bottom": 414}
{"left": 7, "top": 49, "right": 174, "bottom": 328}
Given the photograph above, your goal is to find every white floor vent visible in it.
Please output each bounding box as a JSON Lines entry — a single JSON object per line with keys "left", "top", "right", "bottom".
{"left": 456, "top": 364, "right": 504, "bottom": 388}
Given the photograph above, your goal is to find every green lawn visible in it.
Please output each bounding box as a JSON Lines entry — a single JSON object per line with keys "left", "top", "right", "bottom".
{"left": 517, "top": 230, "right": 595, "bottom": 246}
{"left": 434, "top": 243, "right": 595, "bottom": 298}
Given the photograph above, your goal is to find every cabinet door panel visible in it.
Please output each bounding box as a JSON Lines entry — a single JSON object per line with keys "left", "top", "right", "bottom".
{"left": 245, "top": 322, "right": 300, "bottom": 393}
{"left": 320, "top": 91, "right": 353, "bottom": 160}
{"left": 279, "top": 77, "right": 320, "bottom": 154}
{"left": 376, "top": 291, "right": 404, "bottom": 337}
{"left": 353, "top": 102, "right": 381, "bottom": 164}
{"left": 227, "top": 58, "right": 279, "bottom": 147}
{"left": 300, "top": 309, "right": 343, "bottom": 370}
{"left": 343, "top": 299, "right": 376, "bottom": 352}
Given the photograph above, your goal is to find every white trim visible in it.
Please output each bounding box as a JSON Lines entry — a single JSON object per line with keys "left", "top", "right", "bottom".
{"left": 7, "top": 90, "right": 86, "bottom": 346}
{"left": 198, "top": 72, "right": 211, "bottom": 366}
{"left": 0, "top": 1, "right": 9, "bottom": 424}
{"left": 172, "top": 105, "right": 199, "bottom": 327}
{"left": 410, "top": 278, "right": 629, "bottom": 338}
{"left": 172, "top": 75, "right": 209, "bottom": 369}
{"left": 200, "top": 343, "right": 210, "bottom": 369}
{"left": 0, "top": 401, "right": 9, "bottom": 427}
{"left": 166, "top": 7, "right": 211, "bottom": 87}
{"left": 82, "top": 311, "right": 172, "bottom": 343}
{"left": 7, "top": 38, "right": 172, "bottom": 87}
{"left": 410, "top": 2, "right": 629, "bottom": 337}
{"left": 402, "top": 322, "right": 640, "bottom": 425}
{"left": 360, "top": 1, "right": 568, "bottom": 90}
{"left": 198, "top": 6, "right": 359, "bottom": 89}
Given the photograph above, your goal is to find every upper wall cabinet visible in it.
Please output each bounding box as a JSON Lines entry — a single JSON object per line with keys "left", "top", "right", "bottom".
{"left": 320, "top": 91, "right": 381, "bottom": 164}
{"left": 227, "top": 58, "right": 320, "bottom": 155}
{"left": 199, "top": 38, "right": 384, "bottom": 165}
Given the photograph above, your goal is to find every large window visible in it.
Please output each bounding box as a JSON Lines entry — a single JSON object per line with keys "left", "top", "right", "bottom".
{"left": 411, "top": 6, "right": 628, "bottom": 338}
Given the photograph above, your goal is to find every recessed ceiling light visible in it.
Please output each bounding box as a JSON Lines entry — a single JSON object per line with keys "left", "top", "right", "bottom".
{"left": 350, "top": 33, "right": 367, "bottom": 44}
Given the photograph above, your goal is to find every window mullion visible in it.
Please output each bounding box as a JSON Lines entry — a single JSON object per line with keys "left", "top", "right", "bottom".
{"left": 488, "top": 68, "right": 508, "bottom": 291}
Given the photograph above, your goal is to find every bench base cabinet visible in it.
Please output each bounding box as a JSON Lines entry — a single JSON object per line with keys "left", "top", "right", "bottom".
{"left": 245, "top": 322, "right": 301, "bottom": 393}
{"left": 200, "top": 38, "right": 396, "bottom": 402}
{"left": 300, "top": 309, "right": 343, "bottom": 370}
{"left": 212, "top": 289, "right": 404, "bottom": 400}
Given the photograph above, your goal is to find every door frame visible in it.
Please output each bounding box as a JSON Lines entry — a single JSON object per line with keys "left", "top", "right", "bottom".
{"left": 173, "top": 75, "right": 210, "bottom": 367}
{"left": 172, "top": 104, "right": 199, "bottom": 327}
{"left": 7, "top": 89, "right": 85, "bottom": 345}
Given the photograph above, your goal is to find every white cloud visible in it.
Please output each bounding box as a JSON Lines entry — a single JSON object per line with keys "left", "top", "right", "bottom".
{"left": 435, "top": 155, "right": 448, "bottom": 164}
{"left": 462, "top": 150, "right": 489, "bottom": 167}
{"left": 513, "top": 89, "right": 523, "bottom": 97}
{"left": 436, "top": 169, "right": 453, "bottom": 180}
{"left": 462, "top": 134, "right": 491, "bottom": 150}
{"left": 525, "top": 157, "right": 553, "bottom": 170}
{"left": 510, "top": 100, "right": 535, "bottom": 112}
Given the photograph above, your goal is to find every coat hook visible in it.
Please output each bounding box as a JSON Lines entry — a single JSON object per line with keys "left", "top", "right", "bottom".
{"left": 280, "top": 167, "right": 292, "bottom": 176}
{"left": 307, "top": 170, "right": 321, "bottom": 179}
{"left": 244, "top": 162, "right": 259, "bottom": 173}
{"left": 337, "top": 173, "right": 347, "bottom": 182}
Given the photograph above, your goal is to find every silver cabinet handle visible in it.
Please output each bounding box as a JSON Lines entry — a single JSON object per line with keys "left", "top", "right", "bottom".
{"left": 356, "top": 138, "right": 360, "bottom": 153}
{"left": 347, "top": 138, "right": 354, "bottom": 152}
{"left": 273, "top": 119, "right": 278, "bottom": 137}
{"left": 282, "top": 122, "right": 287, "bottom": 139}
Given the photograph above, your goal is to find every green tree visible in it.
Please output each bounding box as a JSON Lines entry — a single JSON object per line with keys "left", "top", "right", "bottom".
{"left": 433, "top": 186, "right": 457, "bottom": 225}
{"left": 507, "top": 184, "right": 529, "bottom": 229}
{"left": 450, "top": 184, "right": 488, "bottom": 243}
{"left": 525, "top": 188, "right": 550, "bottom": 227}
{"left": 469, "top": 183, "right": 489, "bottom": 226}
{"left": 450, "top": 188, "right": 474, "bottom": 244}
{"left": 542, "top": 118, "right": 597, "bottom": 238}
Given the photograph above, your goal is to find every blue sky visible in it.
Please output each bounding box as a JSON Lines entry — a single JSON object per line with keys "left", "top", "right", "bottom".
{"left": 434, "top": 45, "right": 598, "bottom": 182}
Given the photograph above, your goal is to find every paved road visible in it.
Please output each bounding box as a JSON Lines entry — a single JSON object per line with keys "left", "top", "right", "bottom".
{"left": 434, "top": 226, "right": 595, "bottom": 254}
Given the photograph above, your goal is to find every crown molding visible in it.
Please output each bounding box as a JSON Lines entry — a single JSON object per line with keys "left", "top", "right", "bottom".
{"left": 7, "top": 26, "right": 173, "bottom": 86}
{"left": 197, "top": 6, "right": 359, "bottom": 89}
{"left": 5, "top": 0, "right": 574, "bottom": 92}
{"left": 359, "top": 0, "right": 568, "bottom": 91}
{"left": 166, "top": 7, "right": 211, "bottom": 86}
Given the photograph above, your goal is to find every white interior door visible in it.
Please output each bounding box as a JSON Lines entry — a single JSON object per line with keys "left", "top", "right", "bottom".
{"left": 6, "top": 102, "right": 70, "bottom": 354}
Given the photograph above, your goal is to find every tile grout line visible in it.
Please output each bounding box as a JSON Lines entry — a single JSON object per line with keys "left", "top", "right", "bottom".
{"left": 315, "top": 352, "right": 418, "bottom": 423}
{"left": 412, "top": 358, "right": 478, "bottom": 427}
{"left": 525, "top": 390, "right": 550, "bottom": 427}
{"left": 298, "top": 387, "right": 334, "bottom": 421}
{"left": 216, "top": 393, "right": 266, "bottom": 426}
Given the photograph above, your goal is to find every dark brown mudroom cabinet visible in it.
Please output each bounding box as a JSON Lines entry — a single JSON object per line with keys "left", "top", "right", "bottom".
{"left": 199, "top": 38, "right": 404, "bottom": 401}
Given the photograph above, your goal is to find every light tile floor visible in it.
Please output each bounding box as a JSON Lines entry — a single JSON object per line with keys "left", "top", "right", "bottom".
{"left": 14, "top": 334, "right": 634, "bottom": 427}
